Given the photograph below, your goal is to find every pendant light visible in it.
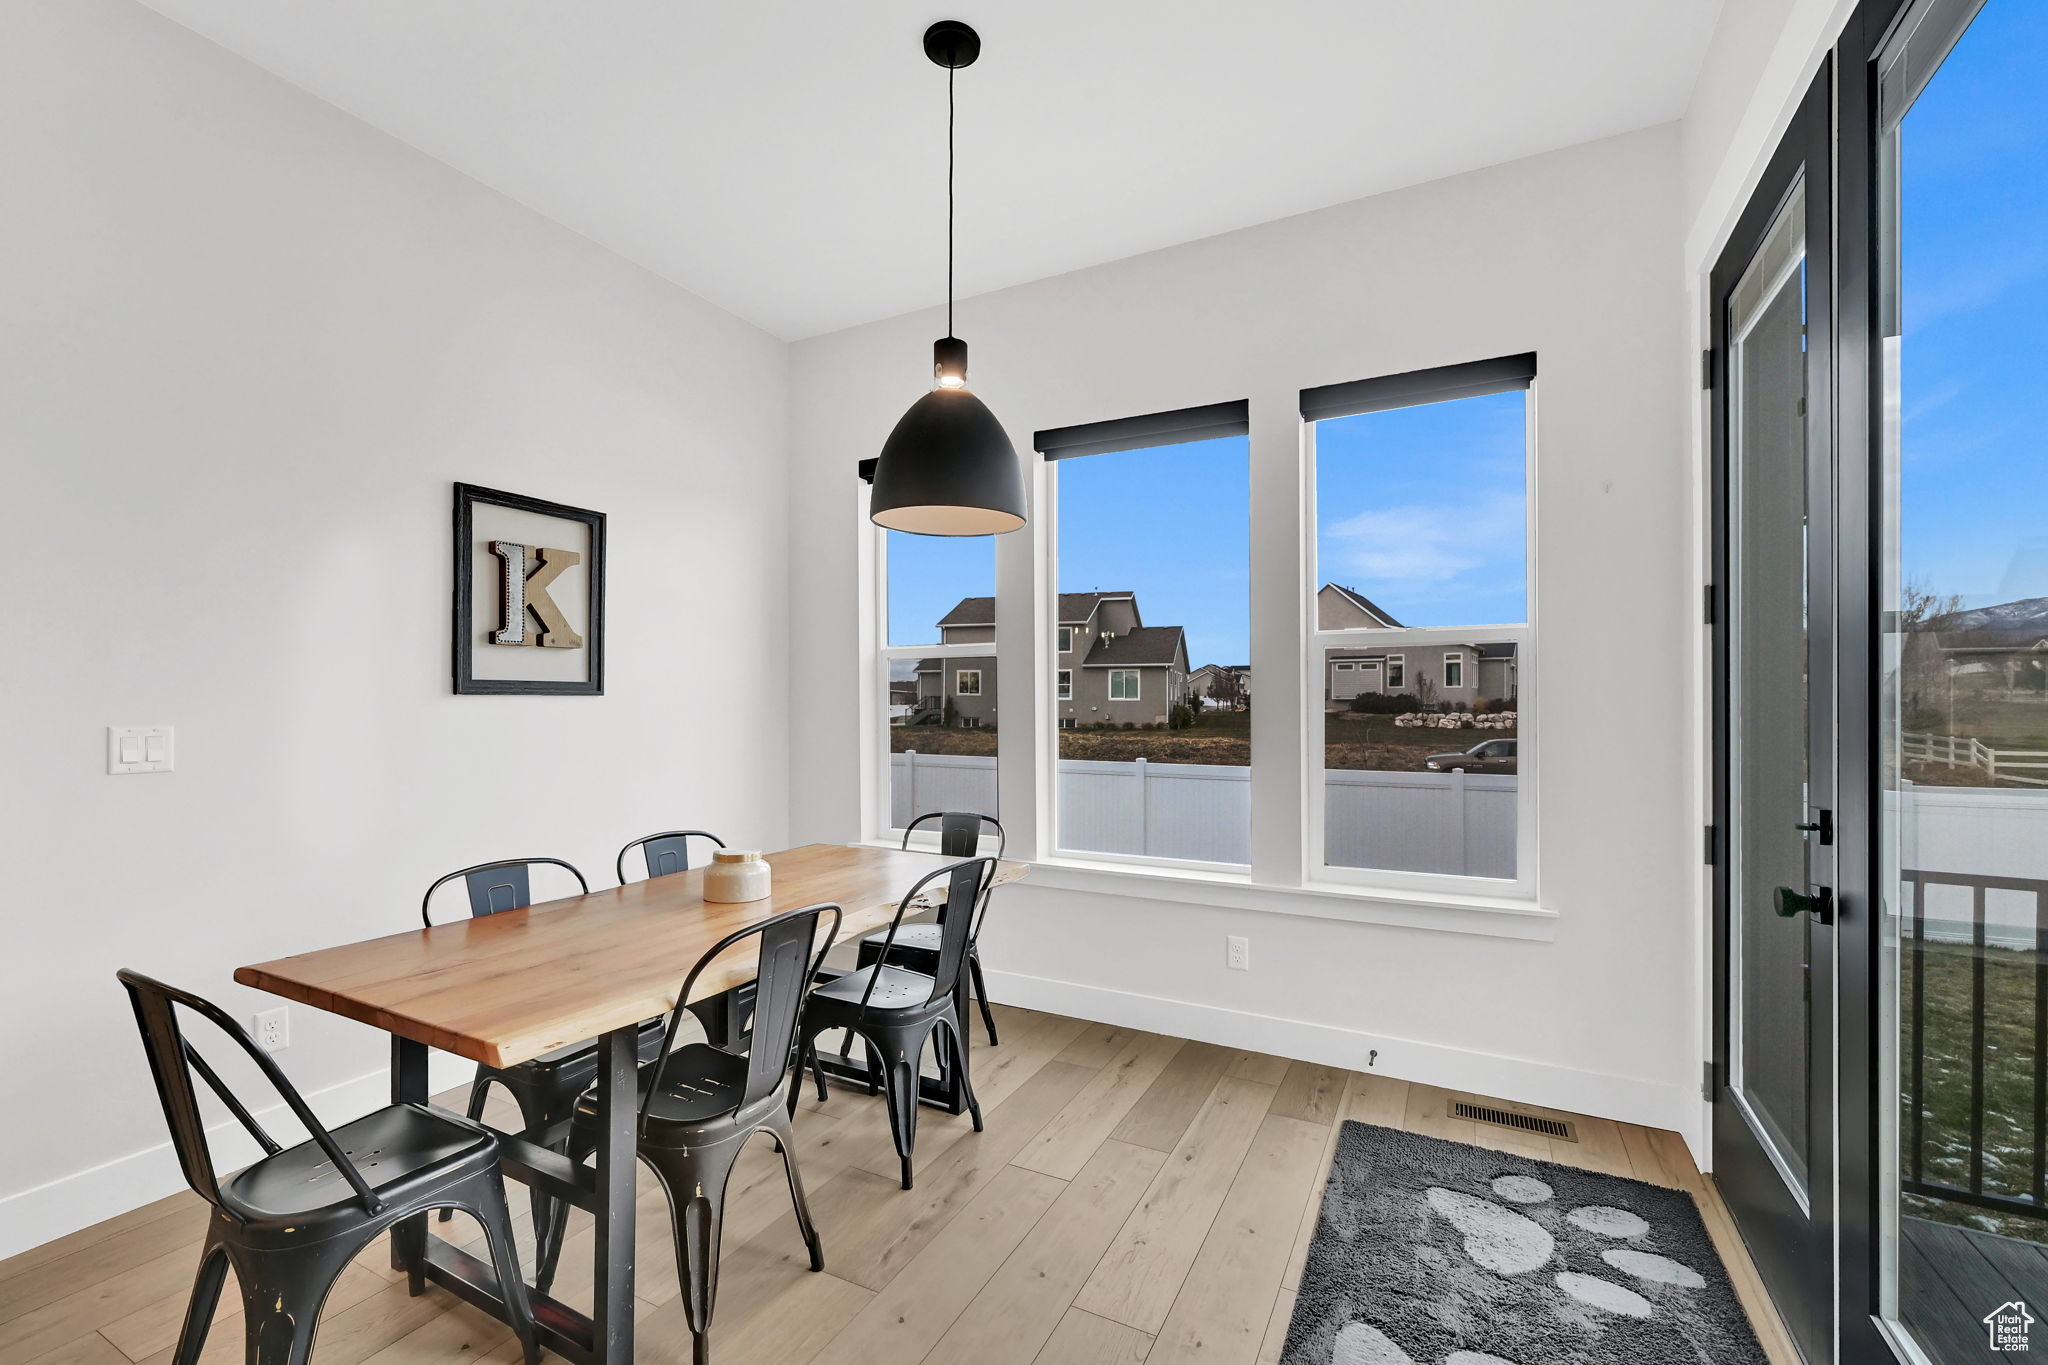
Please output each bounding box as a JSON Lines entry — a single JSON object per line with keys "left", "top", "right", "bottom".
{"left": 868, "top": 20, "right": 1028, "bottom": 537}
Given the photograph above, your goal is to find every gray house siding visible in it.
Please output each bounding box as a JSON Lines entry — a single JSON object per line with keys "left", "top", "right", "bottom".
{"left": 1324, "top": 643, "right": 1515, "bottom": 707}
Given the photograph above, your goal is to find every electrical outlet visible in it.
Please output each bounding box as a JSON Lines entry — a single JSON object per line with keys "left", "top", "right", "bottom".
{"left": 1226, "top": 935, "right": 1250, "bottom": 971}
{"left": 254, "top": 1007, "right": 288, "bottom": 1053}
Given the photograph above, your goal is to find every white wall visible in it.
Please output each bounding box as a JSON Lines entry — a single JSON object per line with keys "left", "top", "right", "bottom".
{"left": 787, "top": 127, "right": 1697, "bottom": 1137}
{"left": 0, "top": 0, "right": 789, "bottom": 1257}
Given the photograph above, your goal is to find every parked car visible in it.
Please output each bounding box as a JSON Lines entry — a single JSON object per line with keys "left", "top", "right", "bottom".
{"left": 1425, "top": 738, "right": 1517, "bottom": 772}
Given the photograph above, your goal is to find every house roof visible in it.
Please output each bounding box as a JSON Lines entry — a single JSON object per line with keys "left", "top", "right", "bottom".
{"left": 1322, "top": 582, "right": 1404, "bottom": 628}
{"left": 1060, "top": 591, "right": 1134, "bottom": 624}
{"left": 1476, "top": 643, "right": 1518, "bottom": 660}
{"left": 936, "top": 590, "right": 1136, "bottom": 628}
{"left": 937, "top": 596, "right": 995, "bottom": 627}
{"left": 914, "top": 657, "right": 943, "bottom": 673}
{"left": 1083, "top": 625, "right": 1185, "bottom": 667}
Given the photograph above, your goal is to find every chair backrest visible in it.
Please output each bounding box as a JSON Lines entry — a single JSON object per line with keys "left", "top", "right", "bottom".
{"left": 644, "top": 903, "right": 842, "bottom": 1116}
{"left": 422, "top": 857, "right": 589, "bottom": 927}
{"left": 117, "top": 969, "right": 385, "bottom": 1215}
{"left": 902, "top": 811, "right": 1005, "bottom": 860}
{"left": 616, "top": 829, "right": 726, "bottom": 885}
{"left": 860, "top": 857, "right": 1000, "bottom": 1012}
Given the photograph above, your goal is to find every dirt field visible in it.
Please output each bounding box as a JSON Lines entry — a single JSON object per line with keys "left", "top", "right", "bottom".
{"left": 891, "top": 709, "right": 1517, "bottom": 772}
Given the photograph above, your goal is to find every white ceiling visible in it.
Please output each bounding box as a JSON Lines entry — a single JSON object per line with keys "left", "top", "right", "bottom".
{"left": 138, "top": 1, "right": 1723, "bottom": 340}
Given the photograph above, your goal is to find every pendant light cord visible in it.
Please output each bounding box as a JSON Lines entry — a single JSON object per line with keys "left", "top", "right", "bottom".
{"left": 946, "top": 62, "right": 956, "bottom": 338}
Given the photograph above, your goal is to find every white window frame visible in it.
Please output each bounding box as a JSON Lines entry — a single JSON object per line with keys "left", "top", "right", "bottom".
{"left": 1386, "top": 653, "right": 1405, "bottom": 688}
{"left": 1041, "top": 453, "right": 1250, "bottom": 877}
{"left": 1058, "top": 625, "right": 1074, "bottom": 653}
{"left": 1442, "top": 652, "right": 1465, "bottom": 690}
{"left": 956, "top": 669, "right": 982, "bottom": 696}
{"left": 863, "top": 378, "right": 1544, "bottom": 926}
{"left": 1057, "top": 668, "right": 1073, "bottom": 700}
{"left": 869, "top": 522, "right": 998, "bottom": 841}
{"left": 1108, "top": 669, "right": 1141, "bottom": 701}
{"left": 1304, "top": 384, "right": 1537, "bottom": 901}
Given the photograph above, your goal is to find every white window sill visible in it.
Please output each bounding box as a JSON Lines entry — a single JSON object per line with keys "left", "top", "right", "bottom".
{"left": 859, "top": 839, "right": 1554, "bottom": 941}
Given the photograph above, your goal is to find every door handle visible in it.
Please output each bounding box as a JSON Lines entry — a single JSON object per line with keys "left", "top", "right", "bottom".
{"left": 1774, "top": 885, "right": 1835, "bottom": 926}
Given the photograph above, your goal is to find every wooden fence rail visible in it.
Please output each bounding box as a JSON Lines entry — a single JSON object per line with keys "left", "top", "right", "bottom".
{"left": 1902, "top": 732, "right": 2048, "bottom": 786}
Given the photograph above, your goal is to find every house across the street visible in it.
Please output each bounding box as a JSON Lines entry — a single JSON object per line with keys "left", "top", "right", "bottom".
{"left": 1188, "top": 663, "right": 1251, "bottom": 707}
{"left": 1316, "top": 582, "right": 1519, "bottom": 708}
{"left": 907, "top": 591, "right": 1190, "bottom": 728}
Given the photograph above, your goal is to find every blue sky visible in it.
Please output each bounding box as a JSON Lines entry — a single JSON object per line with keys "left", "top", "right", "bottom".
{"left": 1314, "top": 391, "right": 1528, "bottom": 629}
{"left": 1897, "top": 0, "right": 2048, "bottom": 608}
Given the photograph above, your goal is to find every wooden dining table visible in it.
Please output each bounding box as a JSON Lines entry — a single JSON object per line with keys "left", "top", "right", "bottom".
{"left": 235, "top": 842, "right": 1027, "bottom": 1365}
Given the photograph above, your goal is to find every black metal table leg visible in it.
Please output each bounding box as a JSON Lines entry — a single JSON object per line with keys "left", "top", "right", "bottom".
{"left": 592, "top": 1025, "right": 638, "bottom": 1365}
{"left": 390, "top": 1036, "right": 430, "bottom": 1288}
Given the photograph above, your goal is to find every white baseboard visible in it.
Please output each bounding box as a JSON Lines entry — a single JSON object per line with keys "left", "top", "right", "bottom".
{"left": 0, "top": 1054, "right": 473, "bottom": 1263}
{"left": 985, "top": 967, "right": 1694, "bottom": 1139}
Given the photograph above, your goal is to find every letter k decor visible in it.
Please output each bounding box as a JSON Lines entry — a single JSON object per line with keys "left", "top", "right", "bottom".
{"left": 454, "top": 483, "right": 606, "bottom": 696}
{"left": 489, "top": 541, "right": 586, "bottom": 648}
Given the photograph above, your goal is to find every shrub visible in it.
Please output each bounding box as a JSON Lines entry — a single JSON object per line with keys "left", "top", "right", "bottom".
{"left": 1348, "top": 692, "right": 1422, "bottom": 715}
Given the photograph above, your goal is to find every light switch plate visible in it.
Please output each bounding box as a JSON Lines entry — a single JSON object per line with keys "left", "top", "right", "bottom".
{"left": 108, "top": 725, "right": 174, "bottom": 774}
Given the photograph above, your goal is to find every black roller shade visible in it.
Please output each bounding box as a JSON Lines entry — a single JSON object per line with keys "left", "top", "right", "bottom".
{"left": 1035, "top": 400, "right": 1250, "bottom": 461}
{"left": 1299, "top": 353, "right": 1537, "bottom": 422}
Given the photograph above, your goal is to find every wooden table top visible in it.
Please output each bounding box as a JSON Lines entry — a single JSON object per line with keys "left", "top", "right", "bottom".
{"left": 236, "top": 843, "right": 1026, "bottom": 1068}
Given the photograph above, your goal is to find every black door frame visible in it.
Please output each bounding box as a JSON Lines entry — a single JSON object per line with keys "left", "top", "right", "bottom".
{"left": 1708, "top": 62, "right": 1839, "bottom": 1365}
{"left": 1836, "top": 0, "right": 1913, "bottom": 1359}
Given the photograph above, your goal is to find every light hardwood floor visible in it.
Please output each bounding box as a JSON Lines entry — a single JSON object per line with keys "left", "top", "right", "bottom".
{"left": 0, "top": 1005, "right": 1800, "bottom": 1365}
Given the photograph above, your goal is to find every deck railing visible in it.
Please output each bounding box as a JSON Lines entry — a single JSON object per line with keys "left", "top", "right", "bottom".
{"left": 1903, "top": 868, "right": 2048, "bottom": 1221}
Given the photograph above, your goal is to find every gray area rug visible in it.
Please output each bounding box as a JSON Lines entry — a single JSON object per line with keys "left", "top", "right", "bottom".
{"left": 1281, "top": 1122, "right": 1768, "bottom": 1365}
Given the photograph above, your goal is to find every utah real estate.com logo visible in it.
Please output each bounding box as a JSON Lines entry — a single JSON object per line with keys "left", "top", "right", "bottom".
{"left": 1986, "top": 1300, "right": 2035, "bottom": 1352}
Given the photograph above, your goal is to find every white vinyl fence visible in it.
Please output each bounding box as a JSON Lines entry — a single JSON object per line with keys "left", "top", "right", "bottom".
{"left": 890, "top": 752, "right": 1516, "bottom": 876}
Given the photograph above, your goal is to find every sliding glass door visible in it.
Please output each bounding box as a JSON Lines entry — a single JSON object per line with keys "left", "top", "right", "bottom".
{"left": 1872, "top": 1, "right": 2048, "bottom": 1360}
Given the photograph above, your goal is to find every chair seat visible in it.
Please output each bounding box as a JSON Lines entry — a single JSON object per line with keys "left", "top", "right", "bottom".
{"left": 858, "top": 923, "right": 943, "bottom": 955}
{"left": 220, "top": 1104, "right": 493, "bottom": 1225}
{"left": 570, "top": 1043, "right": 754, "bottom": 1130}
{"left": 809, "top": 963, "right": 938, "bottom": 1012}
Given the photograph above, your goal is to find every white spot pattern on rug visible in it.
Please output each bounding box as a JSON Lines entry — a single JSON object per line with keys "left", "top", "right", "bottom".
{"left": 1426, "top": 1187, "right": 1555, "bottom": 1275}
{"left": 1565, "top": 1205, "right": 1649, "bottom": 1239}
{"left": 1489, "top": 1175, "right": 1552, "bottom": 1204}
{"left": 1555, "top": 1271, "right": 1655, "bottom": 1317}
{"left": 1330, "top": 1321, "right": 1417, "bottom": 1365}
{"left": 1604, "top": 1247, "right": 1706, "bottom": 1288}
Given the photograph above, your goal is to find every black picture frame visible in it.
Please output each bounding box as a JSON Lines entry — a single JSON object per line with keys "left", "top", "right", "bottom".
{"left": 452, "top": 483, "right": 606, "bottom": 695}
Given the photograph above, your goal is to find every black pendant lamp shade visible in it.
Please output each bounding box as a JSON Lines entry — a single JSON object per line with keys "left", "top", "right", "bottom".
{"left": 867, "top": 21, "right": 1026, "bottom": 537}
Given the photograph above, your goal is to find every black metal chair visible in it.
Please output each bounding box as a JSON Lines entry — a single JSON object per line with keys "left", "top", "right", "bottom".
{"left": 798, "top": 857, "right": 1000, "bottom": 1190}
{"left": 118, "top": 969, "right": 538, "bottom": 1365}
{"left": 423, "top": 858, "right": 668, "bottom": 1240}
{"left": 615, "top": 829, "right": 726, "bottom": 884}
{"left": 536, "top": 903, "right": 843, "bottom": 1365}
{"left": 848, "top": 812, "right": 1004, "bottom": 1045}
{"left": 616, "top": 831, "right": 753, "bottom": 1049}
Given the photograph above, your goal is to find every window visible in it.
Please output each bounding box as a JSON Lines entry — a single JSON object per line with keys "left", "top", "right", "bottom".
{"left": 1307, "top": 354, "right": 1533, "bottom": 889}
{"left": 1058, "top": 626, "right": 1074, "bottom": 653}
{"left": 1041, "top": 403, "right": 1250, "bottom": 866}
{"left": 874, "top": 518, "right": 997, "bottom": 832}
